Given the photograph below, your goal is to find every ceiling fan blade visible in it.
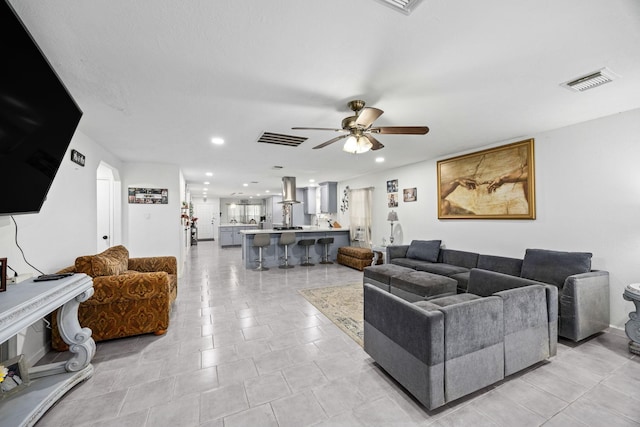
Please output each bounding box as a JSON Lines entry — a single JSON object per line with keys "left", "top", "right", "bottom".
{"left": 373, "top": 126, "right": 430, "bottom": 135}
{"left": 313, "top": 134, "right": 348, "bottom": 149}
{"left": 355, "top": 107, "right": 384, "bottom": 128}
{"left": 292, "top": 127, "right": 345, "bottom": 132}
{"left": 364, "top": 134, "right": 384, "bottom": 151}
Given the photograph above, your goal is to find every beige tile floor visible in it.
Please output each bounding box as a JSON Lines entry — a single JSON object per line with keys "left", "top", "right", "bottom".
{"left": 36, "top": 241, "right": 640, "bottom": 426}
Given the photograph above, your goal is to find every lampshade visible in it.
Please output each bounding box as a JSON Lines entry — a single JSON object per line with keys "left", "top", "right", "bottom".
{"left": 343, "top": 135, "right": 373, "bottom": 154}
{"left": 387, "top": 211, "right": 398, "bottom": 222}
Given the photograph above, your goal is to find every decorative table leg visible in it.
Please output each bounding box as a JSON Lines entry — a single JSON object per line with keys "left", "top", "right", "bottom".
{"left": 623, "top": 287, "right": 640, "bottom": 355}
{"left": 57, "top": 288, "right": 96, "bottom": 372}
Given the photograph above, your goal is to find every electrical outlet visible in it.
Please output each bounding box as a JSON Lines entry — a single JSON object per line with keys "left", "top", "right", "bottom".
{"left": 8, "top": 274, "right": 32, "bottom": 284}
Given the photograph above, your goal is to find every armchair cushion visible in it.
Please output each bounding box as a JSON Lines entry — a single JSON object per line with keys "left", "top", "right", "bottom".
{"left": 75, "top": 245, "right": 129, "bottom": 277}
{"left": 521, "top": 248, "right": 592, "bottom": 288}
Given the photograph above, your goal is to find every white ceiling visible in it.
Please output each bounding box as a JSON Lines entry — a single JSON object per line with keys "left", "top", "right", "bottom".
{"left": 9, "top": 0, "right": 640, "bottom": 199}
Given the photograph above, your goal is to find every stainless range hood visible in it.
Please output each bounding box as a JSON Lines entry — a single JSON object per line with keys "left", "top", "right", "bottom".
{"left": 275, "top": 176, "right": 301, "bottom": 230}
{"left": 281, "top": 176, "right": 300, "bottom": 204}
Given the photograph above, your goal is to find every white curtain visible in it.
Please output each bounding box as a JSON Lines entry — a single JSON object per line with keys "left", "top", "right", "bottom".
{"left": 349, "top": 188, "right": 373, "bottom": 248}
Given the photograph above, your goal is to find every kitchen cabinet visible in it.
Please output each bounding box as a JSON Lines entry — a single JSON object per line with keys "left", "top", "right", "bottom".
{"left": 303, "top": 187, "right": 318, "bottom": 215}
{"left": 219, "top": 225, "right": 257, "bottom": 247}
{"left": 319, "top": 181, "right": 337, "bottom": 213}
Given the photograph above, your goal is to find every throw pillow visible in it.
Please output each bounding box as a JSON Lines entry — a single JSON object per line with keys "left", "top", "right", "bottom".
{"left": 406, "top": 240, "right": 441, "bottom": 262}
{"left": 93, "top": 245, "right": 129, "bottom": 276}
{"left": 520, "top": 248, "right": 592, "bottom": 288}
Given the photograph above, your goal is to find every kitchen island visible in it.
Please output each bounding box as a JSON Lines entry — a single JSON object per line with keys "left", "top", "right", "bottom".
{"left": 240, "top": 228, "right": 350, "bottom": 269}
{"left": 219, "top": 223, "right": 259, "bottom": 247}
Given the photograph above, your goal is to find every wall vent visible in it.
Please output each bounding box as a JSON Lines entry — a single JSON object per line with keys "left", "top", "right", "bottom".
{"left": 258, "top": 132, "right": 307, "bottom": 147}
{"left": 562, "top": 68, "right": 617, "bottom": 92}
{"left": 373, "top": 0, "right": 424, "bottom": 15}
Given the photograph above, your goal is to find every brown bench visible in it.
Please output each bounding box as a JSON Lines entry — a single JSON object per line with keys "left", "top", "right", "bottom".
{"left": 337, "top": 246, "right": 383, "bottom": 271}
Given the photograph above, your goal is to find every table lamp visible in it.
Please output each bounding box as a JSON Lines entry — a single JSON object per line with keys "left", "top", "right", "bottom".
{"left": 387, "top": 210, "right": 398, "bottom": 244}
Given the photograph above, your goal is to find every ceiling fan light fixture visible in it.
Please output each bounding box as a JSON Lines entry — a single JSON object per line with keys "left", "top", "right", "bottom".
{"left": 343, "top": 135, "right": 372, "bottom": 154}
{"left": 373, "top": 0, "right": 424, "bottom": 15}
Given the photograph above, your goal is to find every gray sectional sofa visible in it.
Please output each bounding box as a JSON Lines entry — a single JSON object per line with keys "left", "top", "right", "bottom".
{"left": 385, "top": 240, "right": 609, "bottom": 342}
{"left": 364, "top": 268, "right": 558, "bottom": 410}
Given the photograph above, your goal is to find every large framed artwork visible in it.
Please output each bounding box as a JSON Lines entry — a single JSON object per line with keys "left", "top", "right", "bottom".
{"left": 437, "top": 139, "right": 535, "bottom": 219}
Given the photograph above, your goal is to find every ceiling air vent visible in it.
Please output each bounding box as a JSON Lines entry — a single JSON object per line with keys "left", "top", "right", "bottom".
{"left": 258, "top": 132, "right": 307, "bottom": 147}
{"left": 562, "top": 68, "right": 617, "bottom": 92}
{"left": 373, "top": 0, "right": 424, "bottom": 15}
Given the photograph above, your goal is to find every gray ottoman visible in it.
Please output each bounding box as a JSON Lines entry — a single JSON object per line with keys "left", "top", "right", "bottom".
{"left": 364, "top": 264, "right": 415, "bottom": 292}
{"left": 391, "top": 271, "right": 457, "bottom": 302}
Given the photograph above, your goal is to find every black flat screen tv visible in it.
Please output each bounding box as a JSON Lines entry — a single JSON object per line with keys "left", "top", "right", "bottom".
{"left": 0, "top": 0, "right": 82, "bottom": 215}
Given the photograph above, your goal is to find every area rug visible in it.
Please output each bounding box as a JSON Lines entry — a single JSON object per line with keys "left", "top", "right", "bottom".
{"left": 299, "top": 283, "right": 363, "bottom": 347}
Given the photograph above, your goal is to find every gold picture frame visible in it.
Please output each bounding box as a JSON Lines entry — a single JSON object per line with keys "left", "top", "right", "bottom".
{"left": 437, "top": 139, "right": 535, "bottom": 219}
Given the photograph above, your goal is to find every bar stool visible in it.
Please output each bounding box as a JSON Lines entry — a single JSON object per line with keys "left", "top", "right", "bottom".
{"left": 298, "top": 239, "right": 316, "bottom": 266}
{"left": 317, "top": 237, "right": 334, "bottom": 264}
{"left": 252, "top": 233, "right": 271, "bottom": 271}
{"left": 278, "top": 232, "right": 296, "bottom": 269}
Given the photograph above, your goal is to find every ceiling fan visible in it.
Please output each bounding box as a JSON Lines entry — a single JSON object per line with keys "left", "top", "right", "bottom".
{"left": 292, "top": 100, "right": 429, "bottom": 153}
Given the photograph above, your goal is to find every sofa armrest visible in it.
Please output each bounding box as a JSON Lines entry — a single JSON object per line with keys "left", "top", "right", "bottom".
{"left": 364, "top": 283, "right": 444, "bottom": 364}
{"left": 467, "top": 268, "right": 544, "bottom": 297}
{"left": 86, "top": 272, "right": 170, "bottom": 305}
{"left": 364, "top": 283, "right": 446, "bottom": 409}
{"left": 387, "top": 245, "right": 409, "bottom": 261}
{"left": 560, "top": 270, "right": 610, "bottom": 341}
{"left": 128, "top": 256, "right": 177, "bottom": 275}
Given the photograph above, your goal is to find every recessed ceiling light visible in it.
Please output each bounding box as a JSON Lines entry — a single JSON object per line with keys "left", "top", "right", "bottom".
{"left": 204, "top": 181, "right": 210, "bottom": 185}
{"left": 211, "top": 137, "right": 224, "bottom": 145}
{"left": 256, "top": 193, "right": 261, "bottom": 196}
{"left": 205, "top": 172, "right": 213, "bottom": 177}
{"left": 309, "top": 179, "right": 315, "bottom": 183}
{"left": 243, "top": 183, "right": 248, "bottom": 187}
{"left": 266, "top": 190, "right": 270, "bottom": 193}
{"left": 376, "top": 157, "right": 385, "bottom": 163}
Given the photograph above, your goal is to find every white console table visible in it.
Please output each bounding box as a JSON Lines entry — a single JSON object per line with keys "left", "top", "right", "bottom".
{"left": 0, "top": 274, "right": 95, "bottom": 427}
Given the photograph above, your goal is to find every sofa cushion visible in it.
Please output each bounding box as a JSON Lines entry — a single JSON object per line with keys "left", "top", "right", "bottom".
{"left": 477, "top": 254, "right": 523, "bottom": 276}
{"left": 521, "top": 249, "right": 592, "bottom": 288}
{"left": 440, "top": 249, "right": 479, "bottom": 269}
{"left": 416, "top": 263, "right": 470, "bottom": 277}
{"left": 406, "top": 240, "right": 441, "bottom": 262}
{"left": 391, "top": 271, "right": 457, "bottom": 300}
{"left": 364, "top": 264, "right": 414, "bottom": 285}
{"left": 428, "top": 293, "right": 482, "bottom": 307}
{"left": 391, "top": 258, "right": 435, "bottom": 269}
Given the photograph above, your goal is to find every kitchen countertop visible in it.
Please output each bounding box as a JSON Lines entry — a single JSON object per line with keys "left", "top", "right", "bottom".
{"left": 219, "top": 223, "right": 259, "bottom": 227}
{"left": 240, "top": 227, "right": 348, "bottom": 235}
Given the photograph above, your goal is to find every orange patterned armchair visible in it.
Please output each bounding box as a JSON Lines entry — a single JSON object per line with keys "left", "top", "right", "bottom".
{"left": 51, "top": 245, "right": 177, "bottom": 351}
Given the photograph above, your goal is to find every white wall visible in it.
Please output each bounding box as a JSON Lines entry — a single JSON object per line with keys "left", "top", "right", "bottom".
{"left": 0, "top": 130, "right": 123, "bottom": 364}
{"left": 122, "top": 163, "right": 183, "bottom": 273}
{"left": 339, "top": 108, "right": 640, "bottom": 329}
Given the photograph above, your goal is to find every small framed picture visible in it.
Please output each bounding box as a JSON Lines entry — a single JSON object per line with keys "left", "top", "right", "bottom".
{"left": 403, "top": 188, "right": 417, "bottom": 202}
{"left": 1, "top": 355, "right": 30, "bottom": 398}
{"left": 0, "top": 258, "right": 6, "bottom": 292}
{"left": 386, "top": 179, "right": 398, "bottom": 193}
{"left": 387, "top": 193, "right": 398, "bottom": 208}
